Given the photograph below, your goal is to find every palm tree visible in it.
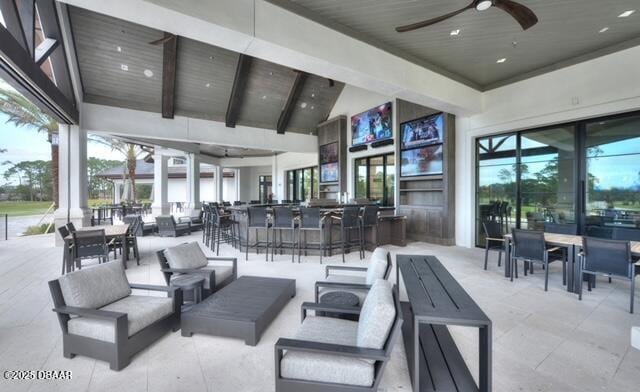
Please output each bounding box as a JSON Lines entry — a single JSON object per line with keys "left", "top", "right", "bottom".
{"left": 90, "top": 136, "right": 147, "bottom": 202}
{"left": 0, "top": 86, "right": 60, "bottom": 206}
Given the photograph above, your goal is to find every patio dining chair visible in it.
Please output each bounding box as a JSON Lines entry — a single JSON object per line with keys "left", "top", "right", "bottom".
{"left": 72, "top": 229, "right": 110, "bottom": 270}
{"left": 58, "top": 225, "right": 73, "bottom": 274}
{"left": 482, "top": 221, "right": 504, "bottom": 270}
{"left": 510, "top": 229, "right": 563, "bottom": 291}
{"left": 579, "top": 237, "right": 636, "bottom": 313}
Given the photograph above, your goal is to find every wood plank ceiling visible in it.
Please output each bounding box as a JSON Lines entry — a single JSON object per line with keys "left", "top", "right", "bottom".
{"left": 68, "top": 6, "right": 344, "bottom": 135}
{"left": 267, "top": 0, "right": 640, "bottom": 90}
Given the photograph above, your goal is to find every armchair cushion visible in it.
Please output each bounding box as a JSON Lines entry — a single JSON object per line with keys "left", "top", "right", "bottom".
{"left": 280, "top": 316, "right": 373, "bottom": 387}
{"left": 163, "top": 242, "right": 208, "bottom": 270}
{"left": 357, "top": 279, "right": 395, "bottom": 351}
{"left": 365, "top": 248, "right": 389, "bottom": 284}
{"left": 58, "top": 261, "right": 131, "bottom": 309}
{"left": 67, "top": 295, "right": 174, "bottom": 343}
{"left": 170, "top": 264, "right": 234, "bottom": 289}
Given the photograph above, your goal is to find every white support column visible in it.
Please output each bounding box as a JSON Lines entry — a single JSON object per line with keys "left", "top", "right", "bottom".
{"left": 215, "top": 165, "right": 224, "bottom": 203}
{"left": 114, "top": 182, "right": 121, "bottom": 204}
{"left": 272, "top": 154, "right": 278, "bottom": 202}
{"left": 54, "top": 124, "right": 90, "bottom": 245}
{"left": 234, "top": 169, "right": 241, "bottom": 202}
{"left": 152, "top": 149, "right": 169, "bottom": 216}
{"left": 185, "top": 153, "right": 201, "bottom": 214}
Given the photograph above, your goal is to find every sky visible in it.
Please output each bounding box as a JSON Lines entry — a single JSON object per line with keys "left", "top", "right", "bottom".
{"left": 0, "top": 79, "right": 126, "bottom": 185}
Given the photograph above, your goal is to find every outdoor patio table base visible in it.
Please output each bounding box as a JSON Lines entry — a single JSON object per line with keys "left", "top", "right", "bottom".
{"left": 181, "top": 276, "right": 296, "bottom": 345}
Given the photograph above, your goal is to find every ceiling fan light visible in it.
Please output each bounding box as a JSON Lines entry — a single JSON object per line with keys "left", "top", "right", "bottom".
{"left": 476, "top": 1, "right": 493, "bottom": 11}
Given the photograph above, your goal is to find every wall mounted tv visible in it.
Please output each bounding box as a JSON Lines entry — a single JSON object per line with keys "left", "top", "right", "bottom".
{"left": 401, "top": 113, "right": 444, "bottom": 150}
{"left": 351, "top": 102, "right": 393, "bottom": 146}
{"left": 400, "top": 144, "right": 443, "bottom": 177}
{"left": 319, "top": 142, "right": 338, "bottom": 164}
{"left": 320, "top": 162, "right": 339, "bottom": 183}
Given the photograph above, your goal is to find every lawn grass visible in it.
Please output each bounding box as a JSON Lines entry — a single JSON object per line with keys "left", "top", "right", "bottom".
{"left": 0, "top": 201, "right": 54, "bottom": 217}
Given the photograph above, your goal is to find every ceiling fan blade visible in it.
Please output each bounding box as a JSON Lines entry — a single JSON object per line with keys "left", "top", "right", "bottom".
{"left": 395, "top": 1, "right": 475, "bottom": 33}
{"left": 148, "top": 35, "right": 175, "bottom": 45}
{"left": 494, "top": 0, "right": 538, "bottom": 30}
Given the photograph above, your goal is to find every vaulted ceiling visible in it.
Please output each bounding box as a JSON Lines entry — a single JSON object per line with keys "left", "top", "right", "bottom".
{"left": 68, "top": 6, "right": 345, "bottom": 135}
{"left": 268, "top": 0, "right": 640, "bottom": 90}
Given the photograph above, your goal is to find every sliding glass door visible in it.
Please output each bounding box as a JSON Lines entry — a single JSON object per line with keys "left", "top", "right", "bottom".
{"left": 353, "top": 153, "right": 395, "bottom": 206}
{"left": 584, "top": 115, "right": 640, "bottom": 233}
{"left": 475, "top": 111, "right": 640, "bottom": 246}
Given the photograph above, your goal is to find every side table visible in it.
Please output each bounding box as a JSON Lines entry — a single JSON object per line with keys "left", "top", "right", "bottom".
{"left": 170, "top": 275, "right": 205, "bottom": 310}
{"left": 319, "top": 291, "right": 360, "bottom": 321}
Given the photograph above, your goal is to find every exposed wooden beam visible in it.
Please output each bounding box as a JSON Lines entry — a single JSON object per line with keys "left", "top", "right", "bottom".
{"left": 225, "top": 54, "right": 252, "bottom": 128}
{"left": 0, "top": 0, "right": 28, "bottom": 51}
{"left": 17, "top": 0, "right": 35, "bottom": 58}
{"left": 34, "top": 37, "right": 58, "bottom": 65}
{"left": 0, "top": 23, "right": 78, "bottom": 123}
{"left": 276, "top": 71, "right": 308, "bottom": 134}
{"left": 36, "top": 0, "right": 75, "bottom": 104}
{"left": 161, "top": 32, "right": 177, "bottom": 119}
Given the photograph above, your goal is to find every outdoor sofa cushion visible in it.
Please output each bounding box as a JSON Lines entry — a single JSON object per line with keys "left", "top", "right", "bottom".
{"left": 67, "top": 295, "right": 174, "bottom": 343}
{"left": 280, "top": 316, "right": 374, "bottom": 387}
{"left": 58, "top": 261, "right": 131, "bottom": 309}
{"left": 365, "top": 248, "right": 389, "bottom": 284}
{"left": 163, "top": 242, "right": 208, "bottom": 270}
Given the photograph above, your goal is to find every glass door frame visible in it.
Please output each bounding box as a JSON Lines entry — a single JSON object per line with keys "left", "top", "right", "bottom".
{"left": 353, "top": 152, "right": 395, "bottom": 206}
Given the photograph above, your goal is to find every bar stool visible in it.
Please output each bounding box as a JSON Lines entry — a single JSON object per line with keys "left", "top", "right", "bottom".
{"left": 297, "top": 207, "right": 325, "bottom": 264}
{"left": 360, "top": 205, "right": 379, "bottom": 251}
{"left": 246, "top": 207, "right": 271, "bottom": 261}
{"left": 270, "top": 206, "right": 298, "bottom": 262}
{"left": 331, "top": 206, "right": 364, "bottom": 262}
{"left": 209, "top": 206, "right": 235, "bottom": 256}
{"left": 202, "top": 204, "right": 212, "bottom": 246}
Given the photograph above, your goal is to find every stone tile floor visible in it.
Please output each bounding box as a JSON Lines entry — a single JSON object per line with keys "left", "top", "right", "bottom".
{"left": 0, "top": 232, "right": 639, "bottom": 391}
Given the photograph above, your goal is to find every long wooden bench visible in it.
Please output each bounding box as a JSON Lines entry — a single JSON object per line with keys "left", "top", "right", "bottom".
{"left": 397, "top": 255, "right": 492, "bottom": 392}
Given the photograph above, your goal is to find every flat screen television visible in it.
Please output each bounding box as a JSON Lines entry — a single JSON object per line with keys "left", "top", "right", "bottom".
{"left": 351, "top": 102, "right": 393, "bottom": 146}
{"left": 400, "top": 145, "right": 443, "bottom": 177}
{"left": 401, "top": 113, "right": 444, "bottom": 150}
{"left": 320, "top": 162, "right": 339, "bottom": 183}
{"left": 319, "top": 142, "right": 338, "bottom": 164}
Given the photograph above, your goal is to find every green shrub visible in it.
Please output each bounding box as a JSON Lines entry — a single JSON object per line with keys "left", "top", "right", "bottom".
{"left": 24, "top": 223, "right": 55, "bottom": 235}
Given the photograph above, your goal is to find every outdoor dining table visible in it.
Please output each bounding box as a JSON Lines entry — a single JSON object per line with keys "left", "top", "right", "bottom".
{"left": 63, "top": 224, "right": 130, "bottom": 273}
{"left": 503, "top": 233, "right": 640, "bottom": 293}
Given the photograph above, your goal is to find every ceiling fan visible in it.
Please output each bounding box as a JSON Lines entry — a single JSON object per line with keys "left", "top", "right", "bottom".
{"left": 395, "top": 0, "right": 538, "bottom": 33}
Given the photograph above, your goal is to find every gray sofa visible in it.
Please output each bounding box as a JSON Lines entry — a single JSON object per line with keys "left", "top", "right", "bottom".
{"left": 156, "top": 242, "right": 237, "bottom": 299}
{"left": 48, "top": 261, "right": 182, "bottom": 370}
{"left": 315, "top": 247, "right": 392, "bottom": 304}
{"left": 275, "top": 279, "right": 402, "bottom": 391}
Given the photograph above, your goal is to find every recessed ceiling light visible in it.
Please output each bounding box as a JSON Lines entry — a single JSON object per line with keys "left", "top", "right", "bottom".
{"left": 618, "top": 10, "right": 635, "bottom": 18}
{"left": 116, "top": 46, "right": 122, "bottom": 52}
{"left": 143, "top": 69, "right": 153, "bottom": 78}
{"left": 311, "top": 93, "right": 316, "bottom": 98}
{"left": 450, "top": 29, "right": 460, "bottom": 36}
{"left": 599, "top": 27, "right": 609, "bottom": 33}
{"left": 476, "top": 0, "right": 492, "bottom": 11}
{"left": 205, "top": 83, "right": 211, "bottom": 88}
{"left": 120, "top": 64, "right": 128, "bottom": 71}
{"left": 262, "top": 95, "right": 267, "bottom": 100}
{"left": 310, "top": 106, "right": 315, "bottom": 110}
{"left": 300, "top": 102, "right": 308, "bottom": 108}
{"left": 496, "top": 58, "right": 506, "bottom": 63}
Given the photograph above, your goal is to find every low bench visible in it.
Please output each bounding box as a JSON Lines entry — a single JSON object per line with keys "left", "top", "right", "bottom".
{"left": 397, "top": 255, "right": 492, "bottom": 392}
{"left": 181, "top": 276, "right": 296, "bottom": 346}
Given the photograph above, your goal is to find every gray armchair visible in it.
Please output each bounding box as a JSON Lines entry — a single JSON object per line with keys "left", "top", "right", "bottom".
{"left": 156, "top": 242, "right": 237, "bottom": 300}
{"left": 315, "top": 247, "right": 392, "bottom": 303}
{"left": 275, "top": 279, "right": 402, "bottom": 391}
{"left": 155, "top": 215, "right": 191, "bottom": 237}
{"left": 48, "top": 261, "right": 182, "bottom": 370}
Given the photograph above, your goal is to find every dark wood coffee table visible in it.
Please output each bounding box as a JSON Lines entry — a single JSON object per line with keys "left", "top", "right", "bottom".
{"left": 181, "top": 276, "right": 296, "bottom": 345}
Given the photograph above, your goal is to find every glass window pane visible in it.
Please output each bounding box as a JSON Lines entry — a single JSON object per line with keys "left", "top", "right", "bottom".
{"left": 312, "top": 167, "right": 319, "bottom": 199}
{"left": 368, "top": 156, "right": 384, "bottom": 203}
{"left": 478, "top": 134, "right": 517, "bottom": 166}
{"left": 385, "top": 154, "right": 395, "bottom": 206}
{"left": 303, "top": 168, "right": 312, "bottom": 201}
{"left": 521, "top": 127, "right": 575, "bottom": 163}
{"left": 355, "top": 158, "right": 367, "bottom": 199}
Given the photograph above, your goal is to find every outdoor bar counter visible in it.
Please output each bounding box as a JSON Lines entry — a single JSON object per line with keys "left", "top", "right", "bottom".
{"left": 227, "top": 203, "right": 406, "bottom": 254}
